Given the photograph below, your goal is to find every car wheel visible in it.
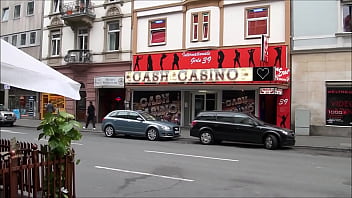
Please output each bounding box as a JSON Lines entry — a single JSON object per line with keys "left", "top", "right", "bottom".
{"left": 264, "top": 134, "right": 278, "bottom": 150}
{"left": 104, "top": 125, "right": 115, "bottom": 137}
{"left": 146, "top": 127, "right": 159, "bottom": 141}
{"left": 200, "top": 131, "right": 214, "bottom": 145}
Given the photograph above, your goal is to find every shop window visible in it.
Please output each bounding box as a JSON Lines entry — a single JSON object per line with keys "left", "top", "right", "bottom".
{"left": 50, "top": 30, "right": 61, "bottom": 56}
{"left": 342, "top": 2, "right": 352, "bottom": 32}
{"left": 326, "top": 83, "right": 352, "bottom": 126}
{"left": 27, "top": 1, "right": 34, "bottom": 16}
{"left": 2, "top": 7, "right": 9, "bottom": 21}
{"left": 14, "top": 5, "right": 21, "bottom": 19}
{"left": 149, "top": 18, "right": 166, "bottom": 46}
{"left": 246, "top": 7, "right": 269, "bottom": 38}
{"left": 107, "top": 21, "right": 120, "bottom": 51}
{"left": 191, "top": 11, "right": 210, "bottom": 42}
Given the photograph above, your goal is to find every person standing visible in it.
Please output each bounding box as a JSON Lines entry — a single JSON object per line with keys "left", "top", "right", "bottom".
{"left": 46, "top": 101, "right": 55, "bottom": 114}
{"left": 84, "top": 101, "right": 96, "bottom": 130}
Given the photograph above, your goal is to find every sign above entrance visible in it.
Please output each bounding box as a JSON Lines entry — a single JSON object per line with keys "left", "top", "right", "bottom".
{"left": 125, "top": 68, "right": 253, "bottom": 84}
{"left": 259, "top": 87, "right": 283, "bottom": 95}
{"left": 94, "top": 77, "right": 124, "bottom": 88}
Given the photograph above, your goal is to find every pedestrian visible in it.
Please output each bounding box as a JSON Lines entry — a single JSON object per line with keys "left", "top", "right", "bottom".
{"left": 46, "top": 101, "right": 55, "bottom": 114}
{"left": 84, "top": 101, "right": 96, "bottom": 130}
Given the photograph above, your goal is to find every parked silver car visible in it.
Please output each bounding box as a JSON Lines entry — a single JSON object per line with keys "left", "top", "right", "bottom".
{"left": 0, "top": 104, "right": 16, "bottom": 126}
{"left": 102, "top": 110, "right": 180, "bottom": 141}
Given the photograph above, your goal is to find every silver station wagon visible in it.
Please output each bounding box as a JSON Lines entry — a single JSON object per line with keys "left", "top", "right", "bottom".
{"left": 102, "top": 110, "right": 180, "bottom": 141}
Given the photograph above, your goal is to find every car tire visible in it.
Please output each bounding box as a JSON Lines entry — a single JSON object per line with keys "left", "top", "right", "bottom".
{"left": 200, "top": 131, "right": 214, "bottom": 145}
{"left": 146, "top": 127, "right": 159, "bottom": 141}
{"left": 104, "top": 125, "right": 116, "bottom": 137}
{"left": 264, "top": 134, "right": 278, "bottom": 150}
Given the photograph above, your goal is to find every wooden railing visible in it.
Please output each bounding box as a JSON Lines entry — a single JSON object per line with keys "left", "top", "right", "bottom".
{"left": 0, "top": 139, "right": 76, "bottom": 198}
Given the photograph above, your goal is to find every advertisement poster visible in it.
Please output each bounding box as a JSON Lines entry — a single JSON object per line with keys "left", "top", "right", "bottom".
{"left": 133, "top": 91, "right": 181, "bottom": 124}
{"left": 326, "top": 87, "right": 352, "bottom": 126}
{"left": 276, "top": 89, "right": 291, "bottom": 129}
{"left": 222, "top": 90, "right": 255, "bottom": 114}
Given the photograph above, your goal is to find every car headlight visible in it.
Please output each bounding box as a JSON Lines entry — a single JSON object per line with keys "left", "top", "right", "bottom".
{"left": 281, "top": 130, "right": 288, "bottom": 135}
{"left": 161, "top": 126, "right": 171, "bottom": 130}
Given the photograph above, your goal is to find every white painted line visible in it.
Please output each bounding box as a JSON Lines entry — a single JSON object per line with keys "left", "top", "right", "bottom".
{"left": 39, "top": 139, "right": 83, "bottom": 146}
{"left": 95, "top": 165, "right": 194, "bottom": 182}
{"left": 144, "top": 150, "right": 239, "bottom": 162}
{"left": 1, "top": 130, "right": 27, "bottom": 134}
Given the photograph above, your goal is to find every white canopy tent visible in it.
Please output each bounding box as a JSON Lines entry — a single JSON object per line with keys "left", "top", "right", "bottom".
{"left": 1, "top": 39, "right": 81, "bottom": 100}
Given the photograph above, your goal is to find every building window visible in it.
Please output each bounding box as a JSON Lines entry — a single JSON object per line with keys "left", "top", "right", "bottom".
{"left": 3, "top": 36, "right": 9, "bottom": 42}
{"left": 246, "top": 7, "right": 269, "bottom": 38}
{"left": 343, "top": 4, "right": 352, "bottom": 32}
{"left": 52, "top": 0, "right": 60, "bottom": 13}
{"left": 14, "top": 5, "right": 21, "bottom": 19}
{"left": 107, "top": 21, "right": 120, "bottom": 51}
{"left": 191, "top": 11, "right": 210, "bottom": 42}
{"left": 12, "top": 35, "right": 18, "bottom": 46}
{"left": 27, "top": 1, "right": 34, "bottom": 15}
{"left": 326, "top": 84, "right": 352, "bottom": 126}
{"left": 2, "top": 7, "right": 9, "bottom": 21}
{"left": 149, "top": 19, "right": 166, "bottom": 46}
{"left": 20, "top": 33, "right": 27, "bottom": 46}
{"left": 77, "top": 28, "right": 89, "bottom": 50}
{"left": 51, "top": 31, "right": 61, "bottom": 56}
{"left": 29, "top": 32, "right": 36, "bottom": 45}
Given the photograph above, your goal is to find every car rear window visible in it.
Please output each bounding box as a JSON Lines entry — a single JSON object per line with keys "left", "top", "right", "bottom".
{"left": 197, "top": 113, "right": 216, "bottom": 121}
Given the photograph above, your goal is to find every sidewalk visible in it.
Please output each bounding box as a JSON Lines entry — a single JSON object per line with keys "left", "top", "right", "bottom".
{"left": 11, "top": 119, "right": 352, "bottom": 152}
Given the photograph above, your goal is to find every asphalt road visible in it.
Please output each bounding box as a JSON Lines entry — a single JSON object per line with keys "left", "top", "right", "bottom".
{"left": 1, "top": 126, "right": 351, "bottom": 197}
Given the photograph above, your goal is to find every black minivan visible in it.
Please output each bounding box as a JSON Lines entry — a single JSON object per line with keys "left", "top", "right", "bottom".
{"left": 190, "top": 111, "right": 295, "bottom": 150}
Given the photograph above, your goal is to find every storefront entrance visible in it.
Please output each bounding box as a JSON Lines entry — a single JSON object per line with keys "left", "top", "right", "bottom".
{"left": 192, "top": 92, "right": 217, "bottom": 119}
{"left": 259, "top": 94, "right": 277, "bottom": 125}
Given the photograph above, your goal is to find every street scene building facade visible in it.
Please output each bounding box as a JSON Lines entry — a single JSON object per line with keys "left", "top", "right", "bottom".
{"left": 0, "top": 0, "right": 44, "bottom": 119}
{"left": 41, "top": 0, "right": 132, "bottom": 121}
{"left": 291, "top": 0, "right": 352, "bottom": 136}
{"left": 129, "top": 0, "right": 291, "bottom": 128}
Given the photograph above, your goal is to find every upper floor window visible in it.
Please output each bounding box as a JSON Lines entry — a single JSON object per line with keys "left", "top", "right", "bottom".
{"left": 343, "top": 4, "right": 352, "bottom": 32}
{"left": 3, "top": 36, "right": 9, "bottom": 42}
{"left": 27, "top": 1, "right": 34, "bottom": 15}
{"left": 51, "top": 31, "right": 61, "bottom": 56}
{"left": 29, "top": 32, "right": 37, "bottom": 45}
{"left": 149, "top": 19, "right": 166, "bottom": 46}
{"left": 52, "top": 0, "right": 60, "bottom": 13}
{"left": 246, "top": 7, "right": 269, "bottom": 38}
{"left": 20, "top": 33, "right": 27, "bottom": 46}
{"left": 2, "top": 7, "right": 9, "bottom": 21}
{"left": 191, "top": 11, "right": 210, "bottom": 42}
{"left": 14, "top": 5, "right": 21, "bottom": 19}
{"left": 107, "top": 21, "right": 120, "bottom": 51}
{"left": 12, "top": 35, "right": 18, "bottom": 46}
{"left": 77, "top": 28, "right": 89, "bottom": 50}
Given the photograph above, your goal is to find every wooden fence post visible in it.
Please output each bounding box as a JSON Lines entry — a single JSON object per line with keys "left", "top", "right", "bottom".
{"left": 8, "top": 150, "right": 18, "bottom": 197}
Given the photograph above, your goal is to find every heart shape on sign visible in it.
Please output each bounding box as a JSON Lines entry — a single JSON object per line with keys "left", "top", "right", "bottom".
{"left": 257, "top": 68, "right": 270, "bottom": 79}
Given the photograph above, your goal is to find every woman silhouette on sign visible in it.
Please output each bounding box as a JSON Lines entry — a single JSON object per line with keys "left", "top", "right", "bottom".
{"left": 248, "top": 49, "right": 255, "bottom": 67}
{"left": 172, "top": 53, "right": 180, "bottom": 70}
{"left": 274, "top": 47, "right": 282, "bottom": 67}
{"left": 160, "top": 54, "right": 167, "bottom": 70}
{"left": 280, "top": 114, "right": 288, "bottom": 128}
{"left": 147, "top": 55, "right": 153, "bottom": 71}
{"left": 134, "top": 56, "right": 141, "bottom": 71}
{"left": 218, "top": 50, "right": 224, "bottom": 68}
{"left": 233, "top": 49, "right": 241, "bottom": 67}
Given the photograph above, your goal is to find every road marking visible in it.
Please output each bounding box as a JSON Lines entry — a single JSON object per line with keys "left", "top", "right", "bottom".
{"left": 0, "top": 130, "right": 27, "bottom": 134}
{"left": 95, "top": 165, "right": 194, "bottom": 182}
{"left": 144, "top": 150, "right": 239, "bottom": 162}
{"left": 39, "top": 139, "right": 83, "bottom": 146}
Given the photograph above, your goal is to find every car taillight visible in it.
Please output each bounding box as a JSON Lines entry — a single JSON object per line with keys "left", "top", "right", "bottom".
{"left": 191, "top": 121, "right": 197, "bottom": 127}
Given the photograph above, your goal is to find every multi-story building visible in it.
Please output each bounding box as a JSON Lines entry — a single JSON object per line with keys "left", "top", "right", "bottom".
{"left": 1, "top": 0, "right": 44, "bottom": 119}
{"left": 291, "top": 0, "right": 352, "bottom": 136}
{"left": 129, "top": 0, "right": 291, "bottom": 127}
{"left": 41, "top": 0, "right": 132, "bottom": 121}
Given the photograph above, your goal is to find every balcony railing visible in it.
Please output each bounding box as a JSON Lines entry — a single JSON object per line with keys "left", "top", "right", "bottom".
{"left": 62, "top": 2, "right": 95, "bottom": 16}
{"left": 61, "top": 2, "right": 95, "bottom": 28}
{"left": 64, "top": 49, "right": 92, "bottom": 63}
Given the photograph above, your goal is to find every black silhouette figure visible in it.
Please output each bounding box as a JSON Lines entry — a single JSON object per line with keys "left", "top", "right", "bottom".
{"left": 274, "top": 47, "right": 282, "bottom": 67}
{"left": 217, "top": 50, "right": 224, "bottom": 68}
{"left": 147, "top": 55, "right": 153, "bottom": 71}
{"left": 134, "top": 56, "right": 141, "bottom": 71}
{"left": 280, "top": 114, "right": 288, "bottom": 128}
{"left": 233, "top": 49, "right": 241, "bottom": 67}
{"left": 248, "top": 49, "right": 255, "bottom": 67}
{"left": 172, "top": 53, "right": 180, "bottom": 70}
{"left": 159, "top": 54, "right": 167, "bottom": 70}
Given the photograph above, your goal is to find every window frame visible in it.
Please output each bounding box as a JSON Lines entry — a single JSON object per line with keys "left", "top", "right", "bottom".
{"left": 341, "top": 1, "right": 352, "bottom": 32}
{"left": 14, "top": 4, "right": 21, "bottom": 19}
{"left": 245, "top": 6, "right": 270, "bottom": 39}
{"left": 107, "top": 20, "right": 121, "bottom": 51}
{"left": 149, "top": 18, "right": 167, "bottom": 46}
{"left": 20, "top": 33, "right": 27, "bottom": 46}
{"left": 2, "top": 7, "right": 9, "bottom": 21}
{"left": 50, "top": 30, "right": 61, "bottom": 56}
{"left": 11, "top": 35, "right": 18, "bottom": 46}
{"left": 52, "top": 0, "right": 60, "bottom": 13}
{"left": 27, "top": 1, "right": 34, "bottom": 16}
{"left": 3, "top": 36, "right": 9, "bottom": 42}
{"left": 29, "top": 31, "right": 37, "bottom": 45}
{"left": 191, "top": 11, "right": 210, "bottom": 42}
